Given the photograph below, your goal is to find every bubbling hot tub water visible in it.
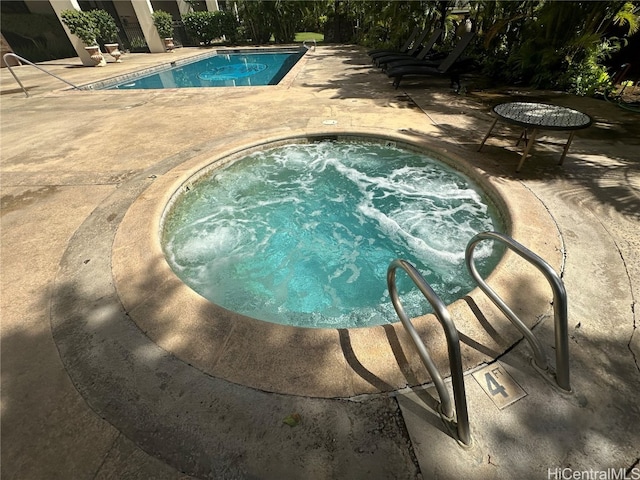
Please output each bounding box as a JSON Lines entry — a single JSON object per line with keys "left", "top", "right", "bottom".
{"left": 162, "top": 141, "right": 504, "bottom": 328}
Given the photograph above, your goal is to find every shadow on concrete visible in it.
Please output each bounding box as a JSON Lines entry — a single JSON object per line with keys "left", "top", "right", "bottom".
{"left": 479, "top": 326, "right": 640, "bottom": 477}
{"left": 298, "top": 45, "right": 425, "bottom": 105}
{"left": 0, "top": 86, "right": 33, "bottom": 96}
{"left": 339, "top": 328, "right": 396, "bottom": 392}
{"left": 35, "top": 142, "right": 420, "bottom": 478}
{"left": 48, "top": 274, "right": 420, "bottom": 479}
{"left": 400, "top": 88, "right": 640, "bottom": 222}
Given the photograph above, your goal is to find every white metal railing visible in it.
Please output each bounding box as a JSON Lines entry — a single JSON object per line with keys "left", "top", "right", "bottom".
{"left": 387, "top": 259, "right": 472, "bottom": 447}
{"left": 303, "top": 39, "right": 317, "bottom": 51}
{"left": 386, "top": 231, "right": 571, "bottom": 449}
{"left": 3, "top": 53, "right": 80, "bottom": 98}
{"left": 465, "top": 231, "right": 570, "bottom": 392}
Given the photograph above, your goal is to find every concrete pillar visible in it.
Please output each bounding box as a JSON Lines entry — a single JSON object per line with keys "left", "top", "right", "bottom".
{"left": 49, "top": 0, "right": 94, "bottom": 66}
{"left": 158, "top": 70, "right": 177, "bottom": 88}
{"left": 130, "top": 0, "right": 166, "bottom": 53}
{"left": 1, "top": 33, "right": 15, "bottom": 68}
{"left": 176, "top": 0, "right": 192, "bottom": 16}
{"left": 24, "top": 0, "right": 56, "bottom": 15}
{"left": 204, "top": 0, "right": 219, "bottom": 12}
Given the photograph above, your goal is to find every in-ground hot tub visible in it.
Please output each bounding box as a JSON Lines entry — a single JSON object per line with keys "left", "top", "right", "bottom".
{"left": 161, "top": 139, "right": 505, "bottom": 329}
{"left": 112, "top": 131, "right": 563, "bottom": 398}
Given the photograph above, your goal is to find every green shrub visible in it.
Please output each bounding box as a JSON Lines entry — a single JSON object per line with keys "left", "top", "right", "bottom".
{"left": 236, "top": 0, "right": 272, "bottom": 44}
{"left": 152, "top": 10, "right": 174, "bottom": 39}
{"left": 61, "top": 9, "right": 119, "bottom": 47}
{"left": 128, "top": 36, "right": 148, "bottom": 50}
{"left": 563, "top": 38, "right": 623, "bottom": 96}
{"left": 90, "top": 9, "right": 119, "bottom": 44}
{"left": 268, "top": 1, "right": 303, "bottom": 44}
{"left": 358, "top": 24, "right": 391, "bottom": 49}
{"left": 60, "top": 9, "right": 98, "bottom": 46}
{"left": 183, "top": 11, "right": 220, "bottom": 45}
{"left": 217, "top": 10, "right": 240, "bottom": 43}
{"left": 183, "top": 10, "right": 239, "bottom": 45}
{"left": 567, "top": 61, "right": 612, "bottom": 97}
{"left": 471, "top": 1, "right": 639, "bottom": 95}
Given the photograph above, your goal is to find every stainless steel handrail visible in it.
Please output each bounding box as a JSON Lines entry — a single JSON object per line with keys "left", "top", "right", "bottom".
{"left": 3, "top": 53, "right": 80, "bottom": 98}
{"left": 303, "top": 39, "right": 317, "bottom": 51}
{"left": 387, "top": 259, "right": 471, "bottom": 447}
{"left": 465, "top": 231, "right": 570, "bottom": 392}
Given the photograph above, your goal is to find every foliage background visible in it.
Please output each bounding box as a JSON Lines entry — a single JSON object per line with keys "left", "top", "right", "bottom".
{"left": 228, "top": 0, "right": 639, "bottom": 95}
{"left": 1, "top": 0, "right": 638, "bottom": 95}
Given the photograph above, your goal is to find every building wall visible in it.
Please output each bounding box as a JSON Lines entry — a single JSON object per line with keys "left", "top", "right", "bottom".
{"left": 0, "top": 0, "right": 226, "bottom": 65}
{"left": 1, "top": 33, "right": 14, "bottom": 68}
{"left": 150, "top": 1, "right": 181, "bottom": 19}
{"left": 112, "top": 0, "right": 137, "bottom": 27}
{"left": 1, "top": 0, "right": 77, "bottom": 65}
{"left": 23, "top": 0, "right": 56, "bottom": 15}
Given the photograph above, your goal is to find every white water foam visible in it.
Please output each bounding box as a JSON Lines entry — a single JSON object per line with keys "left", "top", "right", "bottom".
{"left": 163, "top": 141, "right": 504, "bottom": 328}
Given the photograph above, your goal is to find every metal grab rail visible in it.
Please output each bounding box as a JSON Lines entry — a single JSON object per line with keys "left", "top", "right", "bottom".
{"left": 465, "top": 232, "right": 570, "bottom": 392}
{"left": 3, "top": 53, "right": 80, "bottom": 98}
{"left": 303, "top": 39, "right": 317, "bottom": 51}
{"left": 387, "top": 259, "right": 471, "bottom": 447}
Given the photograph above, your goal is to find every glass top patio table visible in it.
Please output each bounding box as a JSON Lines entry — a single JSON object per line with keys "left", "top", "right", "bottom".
{"left": 478, "top": 102, "right": 592, "bottom": 172}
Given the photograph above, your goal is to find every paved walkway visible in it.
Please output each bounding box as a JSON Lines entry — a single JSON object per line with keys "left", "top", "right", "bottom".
{"left": 1, "top": 46, "right": 639, "bottom": 479}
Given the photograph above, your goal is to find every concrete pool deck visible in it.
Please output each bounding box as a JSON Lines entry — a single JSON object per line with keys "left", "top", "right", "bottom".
{"left": 1, "top": 46, "right": 639, "bottom": 479}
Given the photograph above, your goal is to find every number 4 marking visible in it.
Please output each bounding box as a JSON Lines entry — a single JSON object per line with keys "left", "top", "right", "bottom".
{"left": 485, "top": 372, "right": 508, "bottom": 398}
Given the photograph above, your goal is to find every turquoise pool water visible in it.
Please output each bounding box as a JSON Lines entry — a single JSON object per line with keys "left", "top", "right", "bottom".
{"left": 163, "top": 141, "right": 505, "bottom": 328}
{"left": 109, "top": 49, "right": 305, "bottom": 89}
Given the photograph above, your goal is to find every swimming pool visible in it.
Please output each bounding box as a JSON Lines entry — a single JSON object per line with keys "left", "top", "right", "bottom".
{"left": 97, "top": 48, "right": 305, "bottom": 90}
{"left": 162, "top": 140, "right": 505, "bottom": 328}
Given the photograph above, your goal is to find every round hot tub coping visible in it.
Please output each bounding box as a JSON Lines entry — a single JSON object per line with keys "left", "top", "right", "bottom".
{"left": 112, "top": 129, "right": 563, "bottom": 399}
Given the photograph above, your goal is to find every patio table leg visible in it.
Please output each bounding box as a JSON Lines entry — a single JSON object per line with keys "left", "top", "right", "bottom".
{"left": 478, "top": 117, "right": 499, "bottom": 152}
{"left": 517, "top": 128, "right": 538, "bottom": 172}
{"left": 559, "top": 131, "right": 576, "bottom": 165}
{"left": 516, "top": 128, "right": 528, "bottom": 147}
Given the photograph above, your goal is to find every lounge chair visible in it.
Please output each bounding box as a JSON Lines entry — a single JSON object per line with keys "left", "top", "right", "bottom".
{"left": 379, "top": 29, "right": 444, "bottom": 71}
{"left": 386, "top": 32, "right": 476, "bottom": 90}
{"left": 375, "top": 29, "right": 443, "bottom": 69}
{"left": 367, "top": 27, "right": 420, "bottom": 57}
{"left": 370, "top": 27, "right": 431, "bottom": 66}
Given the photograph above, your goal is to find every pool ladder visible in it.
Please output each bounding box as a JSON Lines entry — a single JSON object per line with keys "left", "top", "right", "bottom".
{"left": 387, "top": 231, "right": 570, "bottom": 448}
{"left": 3, "top": 53, "right": 80, "bottom": 98}
{"left": 303, "top": 39, "right": 317, "bottom": 51}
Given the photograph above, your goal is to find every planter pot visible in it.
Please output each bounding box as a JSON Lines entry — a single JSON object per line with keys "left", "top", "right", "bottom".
{"left": 104, "top": 43, "right": 123, "bottom": 62}
{"left": 164, "top": 37, "right": 175, "bottom": 53}
{"left": 85, "top": 45, "right": 106, "bottom": 67}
